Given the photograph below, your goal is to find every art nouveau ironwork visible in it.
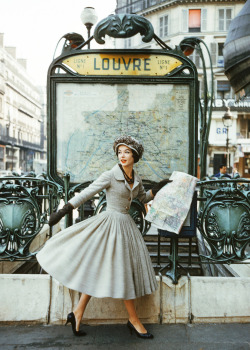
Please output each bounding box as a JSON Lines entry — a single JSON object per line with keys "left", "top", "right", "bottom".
{"left": 94, "top": 14, "right": 154, "bottom": 44}
{"left": 198, "top": 179, "right": 250, "bottom": 263}
{"left": 0, "top": 174, "right": 63, "bottom": 261}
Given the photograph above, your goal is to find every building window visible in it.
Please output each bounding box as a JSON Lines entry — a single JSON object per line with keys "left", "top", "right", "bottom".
{"left": 189, "top": 9, "right": 201, "bottom": 32}
{"left": 132, "top": 1, "right": 143, "bottom": 12}
{"left": 182, "top": 9, "right": 207, "bottom": 32}
{"left": 210, "top": 42, "right": 225, "bottom": 68}
{"left": 237, "top": 114, "right": 250, "bottom": 139}
{"left": 124, "top": 38, "right": 131, "bottom": 49}
{"left": 159, "top": 15, "right": 168, "bottom": 37}
{"left": 218, "top": 43, "right": 224, "bottom": 67}
{"left": 126, "top": 0, "right": 132, "bottom": 13}
{"left": 217, "top": 80, "right": 231, "bottom": 99}
{"left": 219, "top": 8, "right": 232, "bottom": 31}
{"left": 189, "top": 49, "right": 201, "bottom": 68}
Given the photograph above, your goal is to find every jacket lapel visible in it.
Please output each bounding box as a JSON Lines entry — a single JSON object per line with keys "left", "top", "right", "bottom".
{"left": 113, "top": 163, "right": 140, "bottom": 191}
{"left": 113, "top": 164, "right": 125, "bottom": 181}
{"left": 133, "top": 172, "right": 140, "bottom": 190}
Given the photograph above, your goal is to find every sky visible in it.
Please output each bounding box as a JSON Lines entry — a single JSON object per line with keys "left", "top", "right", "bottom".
{"left": 0, "top": 0, "right": 116, "bottom": 85}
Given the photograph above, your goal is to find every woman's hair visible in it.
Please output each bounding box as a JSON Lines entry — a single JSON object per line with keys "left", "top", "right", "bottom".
{"left": 113, "top": 135, "right": 144, "bottom": 163}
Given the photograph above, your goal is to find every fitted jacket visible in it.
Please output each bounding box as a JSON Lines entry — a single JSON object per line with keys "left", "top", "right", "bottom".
{"left": 69, "top": 164, "right": 153, "bottom": 214}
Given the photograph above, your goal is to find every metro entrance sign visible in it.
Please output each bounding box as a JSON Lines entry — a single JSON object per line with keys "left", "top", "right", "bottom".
{"left": 47, "top": 14, "right": 198, "bottom": 188}
{"left": 46, "top": 13, "right": 199, "bottom": 278}
{"left": 63, "top": 53, "right": 183, "bottom": 76}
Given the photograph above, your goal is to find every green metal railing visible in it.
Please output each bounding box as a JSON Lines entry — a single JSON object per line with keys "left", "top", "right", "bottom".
{"left": 0, "top": 173, "right": 250, "bottom": 286}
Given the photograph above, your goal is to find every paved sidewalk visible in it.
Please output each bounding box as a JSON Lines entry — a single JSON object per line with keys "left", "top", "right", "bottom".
{"left": 0, "top": 323, "right": 249, "bottom": 350}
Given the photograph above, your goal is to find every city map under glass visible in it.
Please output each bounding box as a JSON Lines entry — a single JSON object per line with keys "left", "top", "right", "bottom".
{"left": 56, "top": 83, "right": 190, "bottom": 183}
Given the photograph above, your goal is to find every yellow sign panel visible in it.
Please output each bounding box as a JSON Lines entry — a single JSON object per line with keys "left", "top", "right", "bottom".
{"left": 62, "top": 53, "right": 183, "bottom": 76}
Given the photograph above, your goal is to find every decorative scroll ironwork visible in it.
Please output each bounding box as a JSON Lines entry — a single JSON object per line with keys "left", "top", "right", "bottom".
{"left": 94, "top": 14, "right": 154, "bottom": 44}
{"left": 0, "top": 174, "right": 63, "bottom": 261}
{"left": 197, "top": 179, "right": 250, "bottom": 263}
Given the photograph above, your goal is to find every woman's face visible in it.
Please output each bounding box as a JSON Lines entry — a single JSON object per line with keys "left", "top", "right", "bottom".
{"left": 117, "top": 145, "right": 134, "bottom": 167}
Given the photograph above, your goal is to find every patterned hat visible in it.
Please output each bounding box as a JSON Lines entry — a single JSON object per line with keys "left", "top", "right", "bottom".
{"left": 113, "top": 135, "right": 144, "bottom": 163}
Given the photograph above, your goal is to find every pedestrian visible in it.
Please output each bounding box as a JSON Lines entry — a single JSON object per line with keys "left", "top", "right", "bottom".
{"left": 213, "top": 164, "right": 240, "bottom": 179}
{"left": 37, "top": 135, "right": 170, "bottom": 339}
{"left": 213, "top": 164, "right": 231, "bottom": 178}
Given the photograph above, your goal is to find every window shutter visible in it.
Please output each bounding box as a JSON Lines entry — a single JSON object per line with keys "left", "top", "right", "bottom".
{"left": 226, "top": 9, "right": 232, "bottom": 30}
{"left": 164, "top": 15, "right": 169, "bottom": 36}
{"left": 201, "top": 9, "right": 207, "bottom": 31}
{"left": 218, "top": 9, "right": 224, "bottom": 31}
{"left": 182, "top": 9, "right": 188, "bottom": 32}
{"left": 210, "top": 42, "right": 217, "bottom": 66}
{"left": 159, "top": 17, "right": 163, "bottom": 37}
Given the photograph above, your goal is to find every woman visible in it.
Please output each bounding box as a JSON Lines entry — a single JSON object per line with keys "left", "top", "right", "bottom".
{"left": 37, "top": 135, "right": 169, "bottom": 339}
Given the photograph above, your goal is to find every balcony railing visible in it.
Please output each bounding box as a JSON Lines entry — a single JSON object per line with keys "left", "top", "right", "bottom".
{"left": 116, "top": 0, "right": 168, "bottom": 14}
{"left": 0, "top": 135, "right": 43, "bottom": 151}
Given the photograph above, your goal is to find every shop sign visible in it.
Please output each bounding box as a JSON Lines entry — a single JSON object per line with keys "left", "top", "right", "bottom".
{"left": 201, "top": 99, "right": 250, "bottom": 108}
{"left": 216, "top": 127, "right": 228, "bottom": 134}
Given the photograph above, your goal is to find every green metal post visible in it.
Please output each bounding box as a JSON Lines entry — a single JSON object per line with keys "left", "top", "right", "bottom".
{"left": 166, "top": 236, "right": 181, "bottom": 284}
{"left": 63, "top": 173, "right": 72, "bottom": 228}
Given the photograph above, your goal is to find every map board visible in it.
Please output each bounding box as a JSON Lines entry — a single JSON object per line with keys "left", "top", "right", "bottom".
{"left": 56, "top": 82, "right": 190, "bottom": 183}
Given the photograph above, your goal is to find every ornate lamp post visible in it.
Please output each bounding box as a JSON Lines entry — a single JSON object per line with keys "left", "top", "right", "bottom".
{"left": 180, "top": 37, "right": 214, "bottom": 179}
{"left": 222, "top": 107, "right": 233, "bottom": 170}
{"left": 81, "top": 7, "right": 98, "bottom": 49}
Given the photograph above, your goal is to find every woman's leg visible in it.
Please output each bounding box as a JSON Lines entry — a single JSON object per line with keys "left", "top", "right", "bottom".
{"left": 73, "top": 293, "right": 91, "bottom": 331}
{"left": 124, "top": 299, "right": 147, "bottom": 334}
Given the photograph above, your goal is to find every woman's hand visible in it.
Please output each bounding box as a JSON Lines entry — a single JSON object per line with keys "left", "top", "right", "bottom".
{"left": 49, "top": 203, "right": 74, "bottom": 226}
{"left": 152, "top": 179, "right": 172, "bottom": 196}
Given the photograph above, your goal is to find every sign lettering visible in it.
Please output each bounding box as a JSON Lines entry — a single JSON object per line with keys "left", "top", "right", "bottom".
{"left": 201, "top": 98, "right": 250, "bottom": 108}
{"left": 63, "top": 53, "right": 182, "bottom": 76}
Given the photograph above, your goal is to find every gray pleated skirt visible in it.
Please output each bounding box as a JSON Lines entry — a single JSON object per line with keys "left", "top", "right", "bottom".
{"left": 36, "top": 210, "right": 158, "bottom": 300}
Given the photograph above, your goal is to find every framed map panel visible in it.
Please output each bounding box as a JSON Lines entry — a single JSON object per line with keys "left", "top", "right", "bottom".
{"left": 56, "top": 82, "right": 190, "bottom": 184}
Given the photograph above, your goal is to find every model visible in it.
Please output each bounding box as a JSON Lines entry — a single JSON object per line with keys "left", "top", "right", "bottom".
{"left": 37, "top": 135, "right": 170, "bottom": 339}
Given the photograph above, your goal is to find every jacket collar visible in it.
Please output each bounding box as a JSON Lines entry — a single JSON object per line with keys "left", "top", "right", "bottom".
{"left": 113, "top": 164, "right": 140, "bottom": 190}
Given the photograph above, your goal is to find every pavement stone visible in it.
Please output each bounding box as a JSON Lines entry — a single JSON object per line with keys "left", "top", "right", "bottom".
{"left": 0, "top": 323, "right": 249, "bottom": 350}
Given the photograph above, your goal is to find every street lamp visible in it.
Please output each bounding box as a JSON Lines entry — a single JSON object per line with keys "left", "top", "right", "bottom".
{"left": 222, "top": 107, "right": 233, "bottom": 170}
{"left": 180, "top": 37, "right": 214, "bottom": 179}
{"left": 81, "top": 7, "right": 98, "bottom": 49}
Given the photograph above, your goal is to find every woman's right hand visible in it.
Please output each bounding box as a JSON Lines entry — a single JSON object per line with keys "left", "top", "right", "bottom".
{"left": 152, "top": 179, "right": 172, "bottom": 196}
{"left": 49, "top": 203, "right": 74, "bottom": 226}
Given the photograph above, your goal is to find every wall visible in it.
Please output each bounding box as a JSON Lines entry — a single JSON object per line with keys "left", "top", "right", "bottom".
{"left": 1, "top": 275, "right": 249, "bottom": 324}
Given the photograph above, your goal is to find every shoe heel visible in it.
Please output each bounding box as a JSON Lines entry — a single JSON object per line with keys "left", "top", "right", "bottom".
{"left": 65, "top": 314, "right": 71, "bottom": 326}
{"left": 127, "top": 321, "right": 133, "bottom": 335}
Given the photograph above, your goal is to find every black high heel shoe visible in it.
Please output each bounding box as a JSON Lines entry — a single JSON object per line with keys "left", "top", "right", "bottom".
{"left": 127, "top": 320, "right": 154, "bottom": 339}
{"left": 65, "top": 312, "right": 86, "bottom": 336}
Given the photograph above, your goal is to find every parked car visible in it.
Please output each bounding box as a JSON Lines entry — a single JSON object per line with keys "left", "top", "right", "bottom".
{"left": 0, "top": 170, "right": 13, "bottom": 177}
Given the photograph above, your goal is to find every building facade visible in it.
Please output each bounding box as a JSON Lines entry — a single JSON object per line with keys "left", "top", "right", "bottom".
{"left": 115, "top": 0, "right": 250, "bottom": 177}
{"left": 0, "top": 33, "right": 46, "bottom": 174}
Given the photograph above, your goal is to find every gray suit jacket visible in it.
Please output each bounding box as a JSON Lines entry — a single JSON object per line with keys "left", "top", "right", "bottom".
{"left": 69, "top": 164, "right": 153, "bottom": 214}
